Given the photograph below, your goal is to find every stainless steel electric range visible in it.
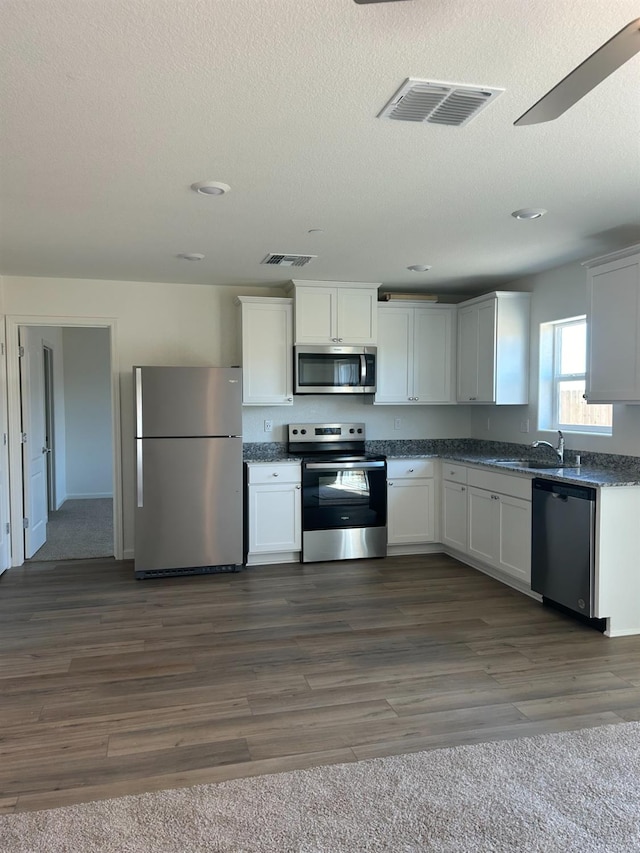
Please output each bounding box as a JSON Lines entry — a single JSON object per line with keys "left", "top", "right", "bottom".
{"left": 288, "top": 422, "right": 387, "bottom": 563}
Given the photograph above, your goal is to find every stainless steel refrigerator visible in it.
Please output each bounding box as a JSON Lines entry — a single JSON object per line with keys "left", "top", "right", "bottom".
{"left": 133, "top": 366, "right": 243, "bottom": 578}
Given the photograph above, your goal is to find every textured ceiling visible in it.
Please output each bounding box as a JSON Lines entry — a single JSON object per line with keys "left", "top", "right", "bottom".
{"left": 1, "top": 0, "right": 639, "bottom": 292}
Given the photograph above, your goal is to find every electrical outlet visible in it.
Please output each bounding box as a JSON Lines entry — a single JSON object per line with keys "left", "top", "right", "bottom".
{"left": 394, "top": 417, "right": 401, "bottom": 430}
{"left": 519, "top": 419, "right": 530, "bottom": 433}
{"left": 264, "top": 419, "right": 273, "bottom": 433}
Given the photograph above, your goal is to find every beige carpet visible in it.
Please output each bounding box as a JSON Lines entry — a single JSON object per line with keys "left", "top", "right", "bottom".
{"left": 2, "top": 722, "right": 640, "bottom": 852}
{"left": 31, "top": 498, "right": 113, "bottom": 561}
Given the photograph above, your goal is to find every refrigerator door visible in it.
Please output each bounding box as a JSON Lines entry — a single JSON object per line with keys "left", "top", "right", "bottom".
{"left": 134, "top": 366, "right": 242, "bottom": 438}
{"left": 135, "top": 436, "right": 242, "bottom": 573}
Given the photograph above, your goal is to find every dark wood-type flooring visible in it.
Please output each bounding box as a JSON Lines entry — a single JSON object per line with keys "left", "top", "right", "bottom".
{"left": 2, "top": 554, "right": 640, "bottom": 814}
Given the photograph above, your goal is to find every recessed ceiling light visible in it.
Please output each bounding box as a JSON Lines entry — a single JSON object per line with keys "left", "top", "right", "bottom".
{"left": 511, "top": 208, "right": 547, "bottom": 220}
{"left": 177, "top": 252, "right": 205, "bottom": 261}
{"left": 407, "top": 264, "right": 432, "bottom": 272}
{"left": 190, "top": 181, "right": 231, "bottom": 196}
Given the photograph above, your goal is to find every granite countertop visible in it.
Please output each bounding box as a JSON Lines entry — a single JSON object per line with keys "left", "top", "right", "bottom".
{"left": 242, "top": 440, "right": 640, "bottom": 487}
{"left": 436, "top": 454, "right": 640, "bottom": 488}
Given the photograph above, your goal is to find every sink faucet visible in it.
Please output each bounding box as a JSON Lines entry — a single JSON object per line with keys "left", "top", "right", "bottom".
{"left": 531, "top": 430, "right": 564, "bottom": 464}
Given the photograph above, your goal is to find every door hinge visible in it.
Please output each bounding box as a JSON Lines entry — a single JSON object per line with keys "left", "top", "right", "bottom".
{"left": 20, "top": 432, "right": 27, "bottom": 444}
{"left": 18, "top": 345, "right": 25, "bottom": 358}
{"left": 22, "top": 518, "right": 29, "bottom": 529}
{"left": 5, "top": 522, "right": 9, "bottom": 535}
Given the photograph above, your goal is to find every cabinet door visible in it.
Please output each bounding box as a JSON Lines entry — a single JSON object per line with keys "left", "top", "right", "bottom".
{"left": 497, "top": 494, "right": 531, "bottom": 583}
{"left": 374, "top": 306, "right": 413, "bottom": 404}
{"left": 387, "top": 479, "right": 435, "bottom": 544}
{"left": 413, "top": 307, "right": 455, "bottom": 403}
{"left": 467, "top": 486, "right": 498, "bottom": 565}
{"left": 476, "top": 299, "right": 497, "bottom": 402}
{"left": 457, "top": 304, "right": 479, "bottom": 401}
{"left": 241, "top": 301, "right": 293, "bottom": 405}
{"left": 336, "top": 288, "right": 377, "bottom": 344}
{"left": 587, "top": 254, "right": 640, "bottom": 402}
{"left": 248, "top": 483, "right": 301, "bottom": 553}
{"left": 294, "top": 287, "right": 336, "bottom": 343}
{"left": 442, "top": 480, "right": 468, "bottom": 552}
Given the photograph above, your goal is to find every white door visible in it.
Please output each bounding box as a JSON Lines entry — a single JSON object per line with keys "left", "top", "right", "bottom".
{"left": 248, "top": 483, "right": 301, "bottom": 553}
{"left": 497, "top": 494, "right": 531, "bottom": 583}
{"left": 442, "top": 480, "right": 468, "bottom": 552}
{"left": 375, "top": 306, "right": 413, "bottom": 404}
{"left": 19, "top": 327, "right": 48, "bottom": 557}
{"left": 413, "top": 307, "right": 454, "bottom": 403}
{"left": 467, "top": 486, "right": 497, "bottom": 565}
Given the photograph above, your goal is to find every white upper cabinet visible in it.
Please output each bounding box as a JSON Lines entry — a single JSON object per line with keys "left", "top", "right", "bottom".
{"left": 456, "top": 291, "right": 530, "bottom": 404}
{"left": 289, "top": 281, "right": 380, "bottom": 344}
{"left": 235, "top": 296, "right": 293, "bottom": 405}
{"left": 584, "top": 246, "right": 640, "bottom": 403}
{"left": 375, "top": 302, "right": 456, "bottom": 404}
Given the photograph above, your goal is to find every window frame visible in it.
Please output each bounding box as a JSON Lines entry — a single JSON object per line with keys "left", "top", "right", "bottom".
{"left": 549, "top": 316, "right": 612, "bottom": 436}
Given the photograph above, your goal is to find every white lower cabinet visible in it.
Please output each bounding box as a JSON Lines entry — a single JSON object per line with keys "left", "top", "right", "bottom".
{"left": 246, "top": 462, "right": 301, "bottom": 566}
{"left": 441, "top": 464, "right": 468, "bottom": 553}
{"left": 466, "top": 468, "right": 532, "bottom": 586}
{"left": 387, "top": 459, "right": 438, "bottom": 551}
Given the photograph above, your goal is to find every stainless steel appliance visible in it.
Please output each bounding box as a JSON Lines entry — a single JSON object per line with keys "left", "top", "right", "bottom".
{"left": 531, "top": 478, "right": 602, "bottom": 624}
{"left": 294, "top": 345, "right": 376, "bottom": 394}
{"left": 134, "top": 366, "right": 243, "bottom": 578}
{"left": 289, "top": 422, "right": 387, "bottom": 562}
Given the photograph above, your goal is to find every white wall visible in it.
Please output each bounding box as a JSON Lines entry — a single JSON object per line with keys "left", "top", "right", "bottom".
{"left": 469, "top": 259, "right": 640, "bottom": 456}
{"left": 63, "top": 327, "right": 113, "bottom": 499}
{"left": 242, "top": 399, "right": 470, "bottom": 443}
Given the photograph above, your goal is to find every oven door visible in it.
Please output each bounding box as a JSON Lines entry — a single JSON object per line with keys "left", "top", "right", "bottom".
{"left": 302, "top": 460, "right": 387, "bottom": 531}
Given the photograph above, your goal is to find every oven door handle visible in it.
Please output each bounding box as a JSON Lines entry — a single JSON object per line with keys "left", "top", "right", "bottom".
{"left": 304, "top": 461, "right": 386, "bottom": 470}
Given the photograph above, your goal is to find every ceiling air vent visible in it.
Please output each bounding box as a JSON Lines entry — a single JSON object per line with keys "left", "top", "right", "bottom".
{"left": 261, "top": 253, "right": 317, "bottom": 267}
{"left": 378, "top": 79, "right": 504, "bottom": 127}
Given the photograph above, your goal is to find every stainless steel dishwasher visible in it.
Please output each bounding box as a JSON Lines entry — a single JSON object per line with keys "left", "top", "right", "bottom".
{"left": 531, "top": 478, "right": 597, "bottom": 618}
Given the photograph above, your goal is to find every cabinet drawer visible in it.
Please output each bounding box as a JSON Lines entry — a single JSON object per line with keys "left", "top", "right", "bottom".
{"left": 467, "top": 467, "right": 531, "bottom": 500}
{"left": 247, "top": 462, "right": 301, "bottom": 485}
{"left": 442, "top": 462, "right": 467, "bottom": 484}
{"left": 387, "top": 458, "right": 435, "bottom": 479}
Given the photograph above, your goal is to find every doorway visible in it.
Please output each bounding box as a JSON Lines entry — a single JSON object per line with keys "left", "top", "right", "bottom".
{"left": 6, "top": 316, "right": 123, "bottom": 566}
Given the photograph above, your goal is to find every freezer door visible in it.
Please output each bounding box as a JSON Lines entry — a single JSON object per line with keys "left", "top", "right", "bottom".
{"left": 135, "top": 437, "right": 242, "bottom": 571}
{"left": 134, "top": 367, "right": 242, "bottom": 437}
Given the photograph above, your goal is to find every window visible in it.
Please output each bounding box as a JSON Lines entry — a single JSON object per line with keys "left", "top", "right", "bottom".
{"left": 540, "top": 316, "right": 612, "bottom": 435}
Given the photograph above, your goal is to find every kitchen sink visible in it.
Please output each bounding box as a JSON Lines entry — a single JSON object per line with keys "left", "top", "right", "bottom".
{"left": 489, "top": 459, "right": 578, "bottom": 470}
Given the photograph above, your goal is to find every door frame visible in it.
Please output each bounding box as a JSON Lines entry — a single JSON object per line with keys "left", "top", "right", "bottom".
{"left": 42, "top": 343, "right": 56, "bottom": 512}
{"left": 6, "top": 315, "right": 123, "bottom": 565}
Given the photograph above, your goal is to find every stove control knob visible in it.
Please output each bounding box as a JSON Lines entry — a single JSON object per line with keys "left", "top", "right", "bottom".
{"left": 357, "top": 428, "right": 363, "bottom": 434}
{"left": 301, "top": 429, "right": 307, "bottom": 435}
{"left": 349, "top": 428, "right": 355, "bottom": 434}
{"left": 292, "top": 429, "right": 298, "bottom": 435}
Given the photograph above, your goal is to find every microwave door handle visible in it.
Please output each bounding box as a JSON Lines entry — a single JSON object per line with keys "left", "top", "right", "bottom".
{"left": 360, "top": 354, "right": 367, "bottom": 385}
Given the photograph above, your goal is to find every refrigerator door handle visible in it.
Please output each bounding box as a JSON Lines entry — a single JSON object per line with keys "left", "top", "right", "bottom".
{"left": 135, "top": 367, "right": 143, "bottom": 436}
{"left": 136, "top": 439, "right": 144, "bottom": 507}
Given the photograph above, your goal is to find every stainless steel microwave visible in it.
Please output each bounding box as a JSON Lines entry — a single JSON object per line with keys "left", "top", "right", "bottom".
{"left": 294, "top": 345, "right": 376, "bottom": 394}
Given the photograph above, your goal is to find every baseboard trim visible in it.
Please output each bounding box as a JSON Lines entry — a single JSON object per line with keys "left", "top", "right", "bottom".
{"left": 65, "top": 493, "right": 114, "bottom": 500}
{"left": 123, "top": 548, "right": 134, "bottom": 560}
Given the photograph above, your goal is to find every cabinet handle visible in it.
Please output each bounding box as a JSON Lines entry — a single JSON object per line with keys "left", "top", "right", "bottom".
{"left": 272, "top": 472, "right": 279, "bottom": 477}
{"left": 582, "top": 393, "right": 588, "bottom": 400}
{"left": 388, "top": 481, "right": 394, "bottom": 486}
{"left": 461, "top": 486, "right": 466, "bottom": 491}
{"left": 295, "top": 484, "right": 301, "bottom": 489}
{"left": 414, "top": 397, "right": 419, "bottom": 401}
{"left": 338, "top": 338, "right": 343, "bottom": 342}
{"left": 408, "top": 468, "right": 414, "bottom": 473}
{"left": 287, "top": 397, "right": 293, "bottom": 402}
{"left": 469, "top": 396, "right": 477, "bottom": 401}
{"left": 491, "top": 494, "right": 499, "bottom": 500}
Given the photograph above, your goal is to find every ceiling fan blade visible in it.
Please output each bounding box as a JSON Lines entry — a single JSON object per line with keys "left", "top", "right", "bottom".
{"left": 515, "top": 17, "right": 640, "bottom": 126}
